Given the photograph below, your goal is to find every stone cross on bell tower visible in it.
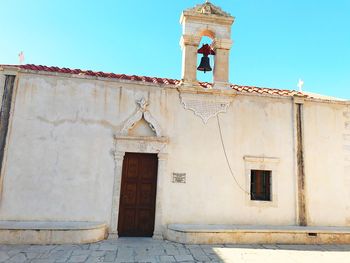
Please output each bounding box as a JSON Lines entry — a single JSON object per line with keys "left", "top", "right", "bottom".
{"left": 180, "top": 1, "right": 235, "bottom": 89}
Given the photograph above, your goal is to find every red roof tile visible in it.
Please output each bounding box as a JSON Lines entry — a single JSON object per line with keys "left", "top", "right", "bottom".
{"left": 2, "top": 64, "right": 307, "bottom": 98}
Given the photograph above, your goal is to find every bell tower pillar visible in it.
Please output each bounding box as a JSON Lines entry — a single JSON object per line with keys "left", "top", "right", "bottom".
{"left": 212, "top": 38, "right": 233, "bottom": 89}
{"left": 179, "top": 1, "right": 235, "bottom": 89}
{"left": 180, "top": 35, "right": 201, "bottom": 86}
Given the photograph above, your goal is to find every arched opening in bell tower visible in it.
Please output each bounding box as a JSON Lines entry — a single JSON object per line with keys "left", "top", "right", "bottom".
{"left": 196, "top": 34, "right": 215, "bottom": 84}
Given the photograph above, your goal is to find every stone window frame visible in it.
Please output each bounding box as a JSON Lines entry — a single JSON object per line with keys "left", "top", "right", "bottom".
{"left": 244, "top": 156, "right": 280, "bottom": 208}
{"left": 110, "top": 135, "right": 168, "bottom": 240}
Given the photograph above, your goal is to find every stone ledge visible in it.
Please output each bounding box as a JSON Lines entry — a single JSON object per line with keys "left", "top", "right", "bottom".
{"left": 0, "top": 221, "right": 107, "bottom": 244}
{"left": 166, "top": 224, "right": 350, "bottom": 244}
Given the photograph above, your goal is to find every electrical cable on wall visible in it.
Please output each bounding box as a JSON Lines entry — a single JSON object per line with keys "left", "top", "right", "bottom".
{"left": 216, "top": 115, "right": 253, "bottom": 197}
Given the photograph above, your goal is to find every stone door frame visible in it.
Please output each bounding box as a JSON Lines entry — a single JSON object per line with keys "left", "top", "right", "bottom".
{"left": 110, "top": 135, "right": 168, "bottom": 239}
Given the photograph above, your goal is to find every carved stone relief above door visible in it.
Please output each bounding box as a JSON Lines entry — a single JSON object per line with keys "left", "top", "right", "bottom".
{"left": 120, "top": 97, "right": 162, "bottom": 137}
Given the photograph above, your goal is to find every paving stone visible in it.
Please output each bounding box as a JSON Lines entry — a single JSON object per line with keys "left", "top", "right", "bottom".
{"left": 200, "top": 244, "right": 224, "bottom": 248}
{"left": 186, "top": 245, "right": 201, "bottom": 249}
{"left": 164, "top": 247, "right": 180, "bottom": 256}
{"left": 224, "top": 244, "right": 254, "bottom": 248}
{"left": 78, "top": 244, "right": 91, "bottom": 250}
{"left": 98, "top": 244, "right": 117, "bottom": 251}
{"left": 201, "top": 247, "right": 219, "bottom": 255}
{"left": 28, "top": 245, "right": 56, "bottom": 252}
{"left": 31, "top": 259, "right": 55, "bottom": 263}
{"left": 277, "top": 244, "right": 321, "bottom": 251}
{"left": 134, "top": 255, "right": 158, "bottom": 263}
{"left": 1, "top": 238, "right": 350, "bottom": 263}
{"left": 159, "top": 255, "right": 176, "bottom": 262}
{"left": 174, "top": 248, "right": 190, "bottom": 256}
{"left": 148, "top": 247, "right": 166, "bottom": 256}
{"left": 89, "top": 244, "right": 100, "bottom": 250}
{"left": 0, "top": 251, "right": 10, "bottom": 262}
{"left": 6, "top": 249, "right": 23, "bottom": 257}
{"left": 48, "top": 249, "right": 71, "bottom": 257}
{"left": 72, "top": 249, "right": 91, "bottom": 256}
{"left": 174, "top": 254, "right": 194, "bottom": 262}
{"left": 90, "top": 251, "right": 106, "bottom": 257}
{"left": 299, "top": 245, "right": 324, "bottom": 251}
{"left": 102, "top": 251, "right": 116, "bottom": 262}
{"left": 3, "top": 245, "right": 29, "bottom": 254}
{"left": 67, "top": 254, "right": 89, "bottom": 263}
{"left": 321, "top": 244, "right": 344, "bottom": 251}
{"left": 85, "top": 256, "right": 104, "bottom": 263}
{"left": 52, "top": 250, "right": 72, "bottom": 263}
{"left": 115, "top": 247, "right": 134, "bottom": 262}
{"left": 250, "top": 244, "right": 265, "bottom": 249}
{"left": 188, "top": 248, "right": 210, "bottom": 261}
{"left": 22, "top": 252, "right": 39, "bottom": 260}
{"left": 208, "top": 254, "right": 223, "bottom": 261}
{"left": 335, "top": 244, "right": 350, "bottom": 251}
{"left": 5, "top": 253, "right": 26, "bottom": 263}
{"left": 261, "top": 244, "right": 279, "bottom": 249}
{"left": 55, "top": 245, "right": 81, "bottom": 252}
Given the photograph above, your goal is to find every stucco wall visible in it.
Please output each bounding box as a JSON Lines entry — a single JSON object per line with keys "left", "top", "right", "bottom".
{"left": 0, "top": 73, "right": 170, "bottom": 224}
{"left": 0, "top": 75, "right": 116, "bottom": 221}
{"left": 163, "top": 94, "right": 296, "bottom": 226}
{"left": 0, "top": 72, "right": 348, "bottom": 229}
{"left": 303, "top": 102, "right": 350, "bottom": 226}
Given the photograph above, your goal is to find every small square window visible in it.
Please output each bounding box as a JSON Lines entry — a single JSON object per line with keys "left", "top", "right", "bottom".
{"left": 250, "top": 170, "right": 271, "bottom": 201}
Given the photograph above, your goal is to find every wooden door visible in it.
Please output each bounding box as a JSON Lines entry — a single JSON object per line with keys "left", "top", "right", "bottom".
{"left": 118, "top": 153, "right": 158, "bottom": 237}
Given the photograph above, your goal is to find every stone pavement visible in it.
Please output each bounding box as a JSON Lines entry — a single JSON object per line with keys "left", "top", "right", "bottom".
{"left": 0, "top": 238, "right": 350, "bottom": 263}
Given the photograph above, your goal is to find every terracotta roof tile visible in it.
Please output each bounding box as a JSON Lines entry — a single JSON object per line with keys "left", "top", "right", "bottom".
{"left": 2, "top": 64, "right": 307, "bottom": 98}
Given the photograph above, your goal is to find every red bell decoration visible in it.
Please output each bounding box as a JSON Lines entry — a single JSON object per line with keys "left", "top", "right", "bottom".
{"left": 197, "top": 44, "right": 215, "bottom": 73}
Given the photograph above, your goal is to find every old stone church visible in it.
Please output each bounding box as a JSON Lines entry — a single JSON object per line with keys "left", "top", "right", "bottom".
{"left": 0, "top": 2, "right": 349, "bottom": 244}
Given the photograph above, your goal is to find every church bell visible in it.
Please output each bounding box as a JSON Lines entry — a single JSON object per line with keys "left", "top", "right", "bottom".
{"left": 197, "top": 44, "right": 215, "bottom": 74}
{"left": 197, "top": 55, "right": 212, "bottom": 73}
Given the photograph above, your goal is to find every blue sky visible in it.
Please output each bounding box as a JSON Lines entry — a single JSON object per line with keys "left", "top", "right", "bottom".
{"left": 1, "top": 0, "right": 349, "bottom": 98}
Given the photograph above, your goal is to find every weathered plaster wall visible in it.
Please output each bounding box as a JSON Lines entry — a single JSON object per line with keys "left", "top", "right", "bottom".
{"left": 303, "top": 102, "right": 350, "bottom": 226}
{"left": 0, "top": 72, "right": 348, "bottom": 230}
{"left": 0, "top": 75, "right": 115, "bottom": 221}
{"left": 0, "top": 73, "right": 170, "bottom": 224}
{"left": 163, "top": 94, "right": 296, "bottom": 226}
{"left": 0, "top": 74, "right": 5, "bottom": 102}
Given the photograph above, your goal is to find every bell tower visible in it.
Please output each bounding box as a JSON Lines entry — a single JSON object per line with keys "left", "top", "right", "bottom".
{"left": 180, "top": 1, "right": 235, "bottom": 89}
